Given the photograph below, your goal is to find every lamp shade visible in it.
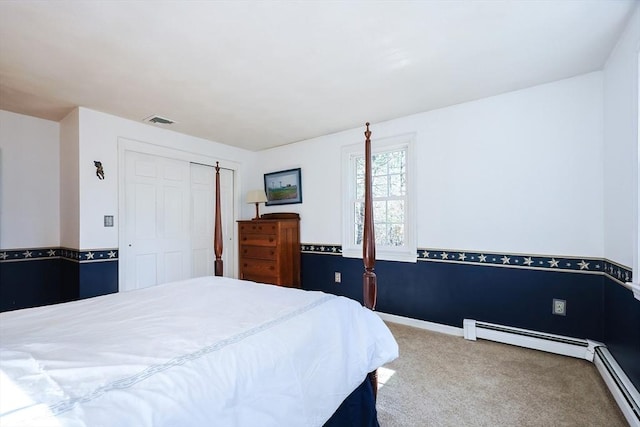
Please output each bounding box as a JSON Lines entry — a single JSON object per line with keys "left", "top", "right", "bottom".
{"left": 246, "top": 189, "right": 267, "bottom": 204}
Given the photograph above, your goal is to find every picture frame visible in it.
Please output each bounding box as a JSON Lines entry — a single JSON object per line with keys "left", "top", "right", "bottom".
{"left": 264, "top": 168, "right": 302, "bottom": 206}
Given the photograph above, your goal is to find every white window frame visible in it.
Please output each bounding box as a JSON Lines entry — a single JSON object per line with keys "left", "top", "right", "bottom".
{"left": 341, "top": 133, "right": 416, "bottom": 263}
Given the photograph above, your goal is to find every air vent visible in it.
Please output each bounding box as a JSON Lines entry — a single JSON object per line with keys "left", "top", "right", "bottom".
{"left": 143, "top": 115, "right": 175, "bottom": 125}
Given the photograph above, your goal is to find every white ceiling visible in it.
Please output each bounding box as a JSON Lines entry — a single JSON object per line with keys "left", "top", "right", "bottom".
{"left": 0, "top": 1, "right": 636, "bottom": 151}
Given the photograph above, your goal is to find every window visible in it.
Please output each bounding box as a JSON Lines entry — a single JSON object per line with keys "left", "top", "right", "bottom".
{"left": 342, "top": 134, "right": 416, "bottom": 262}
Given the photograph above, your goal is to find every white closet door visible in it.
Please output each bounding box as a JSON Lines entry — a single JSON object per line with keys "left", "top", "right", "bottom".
{"left": 191, "top": 163, "right": 214, "bottom": 277}
{"left": 123, "top": 151, "right": 191, "bottom": 291}
{"left": 190, "top": 164, "right": 235, "bottom": 278}
{"left": 219, "top": 167, "right": 235, "bottom": 277}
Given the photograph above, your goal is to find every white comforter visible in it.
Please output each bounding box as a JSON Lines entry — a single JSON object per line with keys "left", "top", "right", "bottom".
{"left": 0, "top": 276, "right": 398, "bottom": 427}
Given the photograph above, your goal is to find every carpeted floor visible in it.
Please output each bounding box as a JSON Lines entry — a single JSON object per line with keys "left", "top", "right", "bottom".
{"left": 376, "top": 321, "right": 628, "bottom": 426}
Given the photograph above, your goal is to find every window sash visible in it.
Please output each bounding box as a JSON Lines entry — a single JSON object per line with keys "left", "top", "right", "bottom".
{"left": 342, "top": 134, "right": 416, "bottom": 263}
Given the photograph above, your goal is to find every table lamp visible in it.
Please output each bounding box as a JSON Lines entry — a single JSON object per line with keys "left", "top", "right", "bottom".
{"left": 246, "top": 189, "right": 268, "bottom": 220}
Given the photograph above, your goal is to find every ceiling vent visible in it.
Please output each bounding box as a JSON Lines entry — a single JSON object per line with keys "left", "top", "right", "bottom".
{"left": 144, "top": 115, "right": 175, "bottom": 125}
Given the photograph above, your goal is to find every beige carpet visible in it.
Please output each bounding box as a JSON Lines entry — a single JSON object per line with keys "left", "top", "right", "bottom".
{"left": 377, "top": 322, "right": 628, "bottom": 427}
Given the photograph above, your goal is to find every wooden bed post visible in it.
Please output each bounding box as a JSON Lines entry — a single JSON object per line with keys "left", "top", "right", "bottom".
{"left": 363, "top": 123, "right": 377, "bottom": 311}
{"left": 214, "top": 162, "right": 223, "bottom": 276}
{"left": 363, "top": 122, "right": 379, "bottom": 398}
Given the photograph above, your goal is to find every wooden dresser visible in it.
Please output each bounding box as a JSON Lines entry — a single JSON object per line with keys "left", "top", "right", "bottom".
{"left": 237, "top": 213, "right": 300, "bottom": 288}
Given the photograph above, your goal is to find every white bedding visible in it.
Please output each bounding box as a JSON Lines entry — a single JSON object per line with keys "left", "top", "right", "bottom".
{"left": 0, "top": 276, "right": 398, "bottom": 427}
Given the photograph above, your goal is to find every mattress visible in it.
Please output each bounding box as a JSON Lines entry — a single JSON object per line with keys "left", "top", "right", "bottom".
{"left": 0, "top": 276, "right": 398, "bottom": 426}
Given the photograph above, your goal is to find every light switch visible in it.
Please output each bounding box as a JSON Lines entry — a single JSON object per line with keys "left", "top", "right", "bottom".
{"left": 104, "top": 215, "right": 114, "bottom": 227}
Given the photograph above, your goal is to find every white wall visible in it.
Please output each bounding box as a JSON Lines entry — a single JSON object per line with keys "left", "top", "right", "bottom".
{"left": 1, "top": 68, "right": 609, "bottom": 260}
{"left": 603, "top": 5, "right": 639, "bottom": 269}
{"left": 60, "top": 108, "right": 79, "bottom": 249}
{"left": 257, "top": 72, "right": 605, "bottom": 258}
{"left": 0, "top": 110, "right": 60, "bottom": 249}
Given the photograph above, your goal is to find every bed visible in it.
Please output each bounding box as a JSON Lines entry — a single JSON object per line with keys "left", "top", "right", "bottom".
{"left": 0, "top": 123, "right": 396, "bottom": 426}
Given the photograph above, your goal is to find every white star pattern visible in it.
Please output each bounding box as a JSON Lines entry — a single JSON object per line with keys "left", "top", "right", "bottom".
{"left": 578, "top": 260, "right": 589, "bottom": 270}
{"left": 47, "top": 249, "right": 56, "bottom": 256}
{"left": 108, "top": 251, "right": 117, "bottom": 258}
{"left": 23, "top": 250, "right": 32, "bottom": 258}
{"left": 0, "top": 252, "right": 7, "bottom": 260}
{"left": 422, "top": 251, "right": 430, "bottom": 258}
{"left": 331, "top": 247, "right": 337, "bottom": 252}
{"left": 523, "top": 257, "right": 533, "bottom": 266}
{"left": 501, "top": 256, "right": 510, "bottom": 264}
{"left": 548, "top": 258, "right": 559, "bottom": 268}
{"left": 440, "top": 252, "right": 449, "bottom": 260}
{"left": 458, "top": 253, "right": 467, "bottom": 261}
{"left": 86, "top": 252, "right": 94, "bottom": 260}
{"left": 479, "top": 254, "right": 487, "bottom": 262}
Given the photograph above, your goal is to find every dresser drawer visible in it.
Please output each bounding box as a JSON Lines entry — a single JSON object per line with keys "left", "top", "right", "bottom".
{"left": 239, "top": 222, "right": 278, "bottom": 234}
{"left": 240, "top": 234, "right": 277, "bottom": 246}
{"left": 241, "top": 259, "right": 277, "bottom": 278}
{"left": 240, "top": 245, "right": 276, "bottom": 260}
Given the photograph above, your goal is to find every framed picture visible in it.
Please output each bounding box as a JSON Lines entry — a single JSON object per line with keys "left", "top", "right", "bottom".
{"left": 264, "top": 168, "right": 302, "bottom": 206}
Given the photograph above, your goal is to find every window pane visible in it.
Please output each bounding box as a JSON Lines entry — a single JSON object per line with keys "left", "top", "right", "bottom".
{"left": 372, "top": 152, "right": 389, "bottom": 176}
{"left": 387, "top": 200, "right": 405, "bottom": 223}
{"left": 355, "top": 156, "right": 365, "bottom": 177}
{"left": 356, "top": 176, "right": 365, "bottom": 199}
{"left": 389, "top": 173, "right": 405, "bottom": 196}
{"left": 354, "top": 201, "right": 364, "bottom": 245}
{"left": 389, "top": 223, "right": 404, "bottom": 246}
{"left": 373, "top": 200, "right": 386, "bottom": 221}
{"left": 349, "top": 143, "right": 409, "bottom": 253}
{"left": 372, "top": 175, "right": 388, "bottom": 197}
{"left": 375, "top": 224, "right": 389, "bottom": 246}
{"left": 388, "top": 150, "right": 405, "bottom": 174}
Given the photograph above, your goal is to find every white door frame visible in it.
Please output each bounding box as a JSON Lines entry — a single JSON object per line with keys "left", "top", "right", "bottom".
{"left": 118, "top": 137, "right": 241, "bottom": 290}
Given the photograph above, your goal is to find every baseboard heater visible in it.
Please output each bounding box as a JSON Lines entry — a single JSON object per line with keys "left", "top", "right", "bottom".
{"left": 463, "top": 319, "right": 640, "bottom": 427}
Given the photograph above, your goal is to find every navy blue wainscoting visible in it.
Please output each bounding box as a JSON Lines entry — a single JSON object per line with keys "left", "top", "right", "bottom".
{"left": 60, "top": 259, "right": 119, "bottom": 300}
{"left": 302, "top": 253, "right": 605, "bottom": 342}
{"left": 60, "top": 258, "right": 80, "bottom": 302}
{"left": 302, "top": 254, "right": 366, "bottom": 303}
{"left": 0, "top": 248, "right": 119, "bottom": 312}
{"left": 604, "top": 279, "right": 640, "bottom": 391}
{"left": 0, "top": 259, "right": 62, "bottom": 312}
{"left": 79, "top": 261, "right": 118, "bottom": 299}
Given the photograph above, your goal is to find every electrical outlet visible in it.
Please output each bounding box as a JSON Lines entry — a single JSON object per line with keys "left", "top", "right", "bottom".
{"left": 334, "top": 272, "right": 341, "bottom": 283}
{"left": 552, "top": 298, "right": 566, "bottom": 316}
